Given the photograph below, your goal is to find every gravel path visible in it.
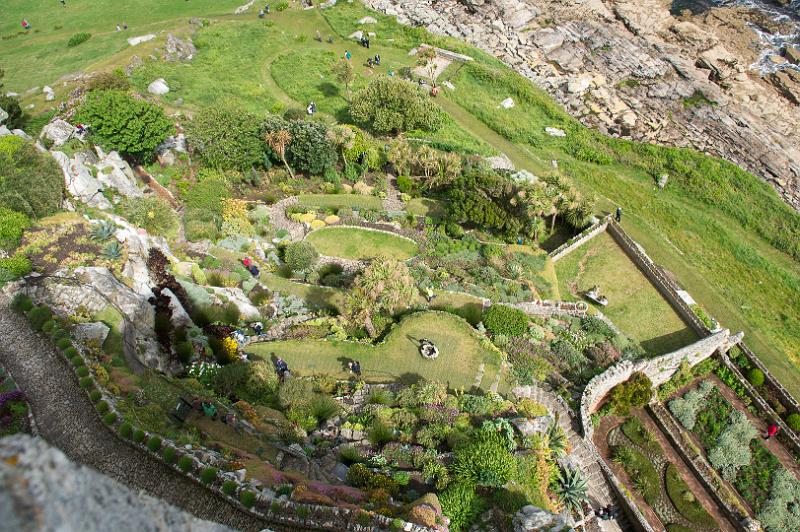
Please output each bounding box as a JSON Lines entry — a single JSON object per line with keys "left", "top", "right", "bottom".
{"left": 0, "top": 296, "right": 277, "bottom": 532}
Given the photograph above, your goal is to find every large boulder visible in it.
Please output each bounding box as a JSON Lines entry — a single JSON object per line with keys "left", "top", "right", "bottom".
{"left": 71, "top": 322, "right": 111, "bottom": 346}
{"left": 51, "top": 151, "right": 114, "bottom": 210}
{"left": 0, "top": 434, "right": 233, "bottom": 532}
{"left": 147, "top": 78, "right": 170, "bottom": 96}
{"left": 40, "top": 119, "right": 75, "bottom": 147}
{"left": 94, "top": 147, "right": 142, "bottom": 199}
{"left": 164, "top": 33, "right": 196, "bottom": 62}
{"left": 513, "top": 505, "right": 573, "bottom": 531}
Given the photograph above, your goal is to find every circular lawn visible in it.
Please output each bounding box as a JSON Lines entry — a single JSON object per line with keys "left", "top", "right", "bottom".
{"left": 305, "top": 226, "right": 418, "bottom": 261}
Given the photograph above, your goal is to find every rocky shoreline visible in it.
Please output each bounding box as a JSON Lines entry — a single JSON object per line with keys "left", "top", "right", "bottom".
{"left": 364, "top": 0, "right": 800, "bottom": 210}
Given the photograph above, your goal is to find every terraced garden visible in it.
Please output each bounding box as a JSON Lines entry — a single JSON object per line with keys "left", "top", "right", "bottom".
{"left": 305, "top": 227, "right": 418, "bottom": 261}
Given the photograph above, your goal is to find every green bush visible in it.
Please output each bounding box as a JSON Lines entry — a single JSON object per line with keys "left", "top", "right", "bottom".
{"left": 132, "top": 429, "right": 146, "bottom": 443}
{"left": 746, "top": 368, "right": 765, "bottom": 387}
{"left": 283, "top": 241, "right": 319, "bottom": 272}
{"left": 283, "top": 119, "right": 338, "bottom": 175}
{"left": 163, "top": 446, "right": 177, "bottom": 463}
{"left": 79, "top": 377, "right": 94, "bottom": 388}
{"left": 88, "top": 69, "right": 131, "bottom": 92}
{"left": 786, "top": 413, "right": 800, "bottom": 432}
{"left": 310, "top": 394, "right": 340, "bottom": 422}
{"left": 0, "top": 136, "right": 63, "bottom": 218}
{"left": 239, "top": 490, "right": 256, "bottom": 508}
{"left": 0, "top": 207, "right": 30, "bottom": 249}
{"left": 396, "top": 174, "right": 415, "bottom": 194}
{"left": 181, "top": 172, "right": 231, "bottom": 214}
{"left": 76, "top": 366, "right": 90, "bottom": 378}
{"left": 185, "top": 107, "right": 264, "bottom": 170}
{"left": 119, "top": 422, "right": 133, "bottom": 438}
{"left": 146, "top": 436, "right": 162, "bottom": 452}
{"left": 608, "top": 372, "right": 653, "bottom": 416}
{"left": 350, "top": 77, "right": 445, "bottom": 134}
{"left": 119, "top": 196, "right": 179, "bottom": 237}
{"left": 102, "top": 412, "right": 117, "bottom": 425}
{"left": 453, "top": 430, "right": 516, "bottom": 487}
{"left": 178, "top": 455, "right": 194, "bottom": 473}
{"left": 440, "top": 481, "right": 484, "bottom": 532}
{"left": 222, "top": 480, "right": 238, "bottom": 496}
{"left": 200, "top": 467, "right": 218, "bottom": 484}
{"left": 175, "top": 341, "right": 194, "bottom": 364}
{"left": 0, "top": 95, "right": 24, "bottom": 129}
{"left": 367, "top": 420, "right": 394, "bottom": 446}
{"left": 10, "top": 293, "right": 33, "bottom": 313}
{"left": 56, "top": 337, "right": 72, "bottom": 350}
{"left": 67, "top": 32, "right": 91, "bottom": 47}
{"left": 27, "top": 306, "right": 52, "bottom": 331}
{"left": 96, "top": 400, "right": 109, "bottom": 414}
{"left": 612, "top": 445, "right": 659, "bottom": 504}
{"left": 76, "top": 90, "right": 174, "bottom": 161}
{"left": 0, "top": 254, "right": 32, "bottom": 281}
{"left": 346, "top": 463, "right": 400, "bottom": 495}
{"left": 89, "top": 390, "right": 102, "bottom": 402}
{"left": 70, "top": 356, "right": 84, "bottom": 367}
{"left": 483, "top": 305, "right": 529, "bottom": 337}
{"left": 42, "top": 320, "right": 57, "bottom": 335}
{"left": 339, "top": 445, "right": 362, "bottom": 465}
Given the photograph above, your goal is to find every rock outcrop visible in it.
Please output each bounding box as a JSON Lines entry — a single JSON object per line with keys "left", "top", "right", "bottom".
{"left": 364, "top": 0, "right": 800, "bottom": 210}
{"left": 0, "top": 434, "right": 233, "bottom": 532}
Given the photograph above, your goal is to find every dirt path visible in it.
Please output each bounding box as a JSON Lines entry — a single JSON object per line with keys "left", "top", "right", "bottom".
{"left": 635, "top": 410, "right": 737, "bottom": 532}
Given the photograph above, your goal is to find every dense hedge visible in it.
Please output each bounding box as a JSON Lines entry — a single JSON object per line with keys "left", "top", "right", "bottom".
{"left": 483, "top": 304, "right": 529, "bottom": 337}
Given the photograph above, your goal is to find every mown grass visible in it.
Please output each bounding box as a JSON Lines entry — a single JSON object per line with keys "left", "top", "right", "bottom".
{"left": 297, "top": 193, "right": 383, "bottom": 211}
{"left": 248, "top": 310, "right": 504, "bottom": 392}
{"left": 305, "top": 226, "right": 418, "bottom": 260}
{"left": 555, "top": 232, "right": 697, "bottom": 355}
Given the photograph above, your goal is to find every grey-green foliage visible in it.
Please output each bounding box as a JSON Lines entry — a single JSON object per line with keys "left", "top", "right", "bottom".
{"left": 757, "top": 468, "right": 800, "bottom": 532}
{"left": 668, "top": 380, "right": 713, "bottom": 430}
{"left": 708, "top": 410, "right": 758, "bottom": 481}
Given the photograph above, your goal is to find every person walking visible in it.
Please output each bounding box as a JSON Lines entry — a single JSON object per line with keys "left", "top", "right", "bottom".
{"left": 615, "top": 206, "right": 622, "bottom": 223}
{"left": 765, "top": 424, "right": 780, "bottom": 440}
{"left": 344, "top": 50, "right": 351, "bottom": 60}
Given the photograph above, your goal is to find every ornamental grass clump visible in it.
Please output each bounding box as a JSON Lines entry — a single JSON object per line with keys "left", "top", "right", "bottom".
{"left": 200, "top": 467, "right": 218, "bottom": 484}
{"left": 147, "top": 436, "right": 162, "bottom": 452}
{"left": 163, "top": 446, "right": 177, "bottom": 463}
{"left": 239, "top": 490, "right": 256, "bottom": 508}
{"left": 132, "top": 429, "right": 146, "bottom": 444}
{"left": 118, "top": 422, "right": 132, "bottom": 439}
{"left": 222, "top": 480, "right": 237, "bottom": 496}
{"left": 178, "top": 455, "right": 194, "bottom": 473}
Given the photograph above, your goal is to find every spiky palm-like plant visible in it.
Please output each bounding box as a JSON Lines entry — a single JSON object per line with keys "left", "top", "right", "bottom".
{"left": 547, "top": 417, "right": 569, "bottom": 458}
{"left": 91, "top": 221, "right": 116, "bottom": 242}
{"left": 554, "top": 466, "right": 590, "bottom": 514}
{"left": 102, "top": 240, "right": 123, "bottom": 260}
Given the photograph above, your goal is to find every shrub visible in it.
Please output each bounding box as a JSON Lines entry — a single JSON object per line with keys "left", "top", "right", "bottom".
{"left": 96, "top": 400, "right": 109, "bottom": 414}
{"left": 181, "top": 172, "right": 231, "bottom": 214}
{"left": 102, "top": 412, "right": 117, "bottom": 424}
{"left": 516, "top": 398, "right": 548, "bottom": 418}
{"left": 579, "top": 315, "right": 615, "bottom": 339}
{"left": 786, "top": 413, "right": 800, "bottom": 432}
{"left": 146, "top": 436, "right": 162, "bottom": 452}
{"left": 350, "top": 77, "right": 445, "bottom": 134}
{"left": 747, "top": 368, "right": 765, "bottom": 387}
{"left": 27, "top": 306, "right": 52, "bottom": 331}
{"left": 56, "top": 337, "right": 72, "bottom": 350}
{"left": 132, "top": 429, "right": 146, "bottom": 443}
{"left": 67, "top": 32, "right": 91, "bottom": 47}
{"left": 669, "top": 381, "right": 713, "bottom": 430}
{"left": 0, "top": 95, "right": 24, "bottom": 129}
{"left": 76, "top": 90, "right": 173, "bottom": 161}
{"left": 119, "top": 196, "right": 179, "bottom": 237}
{"left": 612, "top": 445, "right": 659, "bottom": 504}
{"left": 0, "top": 136, "right": 64, "bottom": 218}
{"left": 200, "top": 467, "right": 218, "bottom": 484}
{"left": 284, "top": 241, "right": 319, "bottom": 272}
{"left": 222, "top": 480, "right": 237, "bottom": 496}
{"left": 10, "top": 293, "right": 33, "bottom": 313}
{"left": 483, "top": 305, "right": 528, "bottom": 337}
{"left": 0, "top": 207, "right": 30, "bottom": 249}
{"left": 0, "top": 254, "right": 32, "bottom": 281}
{"left": 89, "top": 390, "right": 102, "bottom": 402}
{"left": 118, "top": 423, "right": 132, "bottom": 438}
{"left": 185, "top": 107, "right": 264, "bottom": 170}
{"left": 79, "top": 377, "right": 94, "bottom": 388}
{"left": 76, "top": 366, "right": 90, "bottom": 378}
{"left": 282, "top": 119, "right": 338, "bottom": 175}
{"left": 368, "top": 420, "right": 394, "bottom": 446}
{"left": 310, "top": 394, "right": 340, "bottom": 422}
{"left": 239, "top": 490, "right": 256, "bottom": 508}
{"left": 178, "top": 455, "right": 194, "bottom": 473}
{"left": 70, "top": 356, "right": 84, "bottom": 367}
{"left": 367, "top": 388, "right": 395, "bottom": 406}
{"left": 163, "top": 446, "right": 177, "bottom": 463}
{"left": 453, "top": 430, "right": 516, "bottom": 487}
{"left": 440, "top": 481, "right": 484, "bottom": 532}
{"left": 42, "top": 320, "right": 57, "bottom": 335}
{"left": 708, "top": 410, "right": 758, "bottom": 481}
{"left": 339, "top": 446, "right": 362, "bottom": 465}
{"left": 88, "top": 69, "right": 130, "bottom": 92}
{"left": 608, "top": 372, "right": 653, "bottom": 415}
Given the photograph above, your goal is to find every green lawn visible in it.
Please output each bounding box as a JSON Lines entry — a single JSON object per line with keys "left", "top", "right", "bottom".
{"left": 305, "top": 226, "right": 418, "bottom": 260}
{"left": 555, "top": 232, "right": 697, "bottom": 355}
{"left": 260, "top": 272, "right": 346, "bottom": 312}
{"left": 248, "top": 311, "right": 504, "bottom": 392}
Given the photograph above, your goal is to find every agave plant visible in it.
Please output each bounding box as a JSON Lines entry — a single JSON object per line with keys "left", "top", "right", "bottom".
{"left": 91, "top": 221, "right": 117, "bottom": 242}
{"left": 102, "top": 241, "right": 123, "bottom": 260}
{"left": 554, "top": 466, "right": 589, "bottom": 514}
{"left": 547, "top": 414, "right": 569, "bottom": 458}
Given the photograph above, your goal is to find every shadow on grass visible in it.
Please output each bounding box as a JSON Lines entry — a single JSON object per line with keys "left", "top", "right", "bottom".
{"left": 639, "top": 327, "right": 699, "bottom": 357}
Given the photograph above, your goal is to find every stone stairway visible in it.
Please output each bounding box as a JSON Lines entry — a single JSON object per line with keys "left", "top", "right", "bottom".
{"left": 382, "top": 174, "right": 405, "bottom": 212}
{"left": 513, "top": 384, "right": 627, "bottom": 530}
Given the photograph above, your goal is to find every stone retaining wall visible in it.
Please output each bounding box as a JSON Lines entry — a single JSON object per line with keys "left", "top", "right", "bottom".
{"left": 510, "top": 300, "right": 589, "bottom": 317}
{"left": 549, "top": 217, "right": 610, "bottom": 263}
{"left": 581, "top": 329, "right": 741, "bottom": 441}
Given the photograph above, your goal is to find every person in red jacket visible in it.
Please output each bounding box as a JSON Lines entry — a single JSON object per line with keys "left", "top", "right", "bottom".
{"left": 765, "top": 424, "right": 780, "bottom": 440}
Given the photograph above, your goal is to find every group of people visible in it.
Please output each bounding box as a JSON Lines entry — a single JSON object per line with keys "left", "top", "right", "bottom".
{"left": 258, "top": 4, "right": 271, "bottom": 17}
{"left": 274, "top": 356, "right": 290, "bottom": 382}
{"left": 307, "top": 101, "right": 317, "bottom": 115}
{"left": 115, "top": 23, "right": 129, "bottom": 32}
{"left": 347, "top": 360, "right": 362, "bottom": 376}
{"left": 366, "top": 54, "right": 381, "bottom": 68}
{"left": 359, "top": 35, "right": 370, "bottom": 49}
{"left": 241, "top": 257, "right": 260, "bottom": 277}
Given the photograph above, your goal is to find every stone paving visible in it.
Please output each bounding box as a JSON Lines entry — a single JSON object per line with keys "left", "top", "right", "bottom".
{"left": 0, "top": 295, "right": 285, "bottom": 532}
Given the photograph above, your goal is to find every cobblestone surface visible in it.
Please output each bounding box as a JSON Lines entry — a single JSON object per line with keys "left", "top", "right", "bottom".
{"left": 0, "top": 296, "right": 276, "bottom": 532}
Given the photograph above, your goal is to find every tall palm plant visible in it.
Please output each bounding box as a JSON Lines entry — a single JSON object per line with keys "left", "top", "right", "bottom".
{"left": 265, "top": 129, "right": 294, "bottom": 179}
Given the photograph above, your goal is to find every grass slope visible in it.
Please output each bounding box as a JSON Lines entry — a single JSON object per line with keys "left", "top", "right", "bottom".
{"left": 248, "top": 311, "right": 504, "bottom": 392}
{"left": 555, "top": 232, "right": 697, "bottom": 355}
{"left": 305, "top": 226, "right": 418, "bottom": 260}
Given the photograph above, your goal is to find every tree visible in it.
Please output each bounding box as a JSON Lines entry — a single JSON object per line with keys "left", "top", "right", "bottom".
{"left": 265, "top": 129, "right": 294, "bottom": 179}
{"left": 185, "top": 106, "right": 263, "bottom": 170}
{"left": 0, "top": 136, "right": 63, "bottom": 218}
{"left": 347, "top": 258, "right": 417, "bottom": 337}
{"left": 327, "top": 124, "right": 355, "bottom": 169}
{"left": 332, "top": 59, "right": 354, "bottom": 103}
{"left": 0, "top": 95, "right": 24, "bottom": 129}
{"left": 284, "top": 241, "right": 319, "bottom": 272}
{"left": 76, "top": 90, "right": 173, "bottom": 161}
{"left": 285, "top": 120, "right": 337, "bottom": 175}
{"left": 387, "top": 137, "right": 414, "bottom": 176}
{"left": 417, "top": 47, "right": 438, "bottom": 88}
{"left": 350, "top": 77, "right": 445, "bottom": 135}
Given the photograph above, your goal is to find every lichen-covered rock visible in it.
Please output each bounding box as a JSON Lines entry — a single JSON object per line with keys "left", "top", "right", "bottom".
{"left": 513, "top": 505, "right": 573, "bottom": 531}
{"left": 0, "top": 434, "right": 233, "bottom": 532}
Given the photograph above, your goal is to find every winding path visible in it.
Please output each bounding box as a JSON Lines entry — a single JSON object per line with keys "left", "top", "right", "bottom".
{"left": 0, "top": 296, "right": 282, "bottom": 532}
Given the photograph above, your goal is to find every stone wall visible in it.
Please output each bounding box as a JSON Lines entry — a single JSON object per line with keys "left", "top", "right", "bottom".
{"left": 510, "top": 300, "right": 588, "bottom": 317}
{"left": 549, "top": 217, "right": 609, "bottom": 263}
{"left": 580, "top": 329, "right": 741, "bottom": 440}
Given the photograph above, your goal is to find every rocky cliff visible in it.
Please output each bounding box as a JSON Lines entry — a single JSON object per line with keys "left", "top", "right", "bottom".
{"left": 0, "top": 434, "right": 233, "bottom": 532}
{"left": 365, "top": 0, "right": 800, "bottom": 210}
